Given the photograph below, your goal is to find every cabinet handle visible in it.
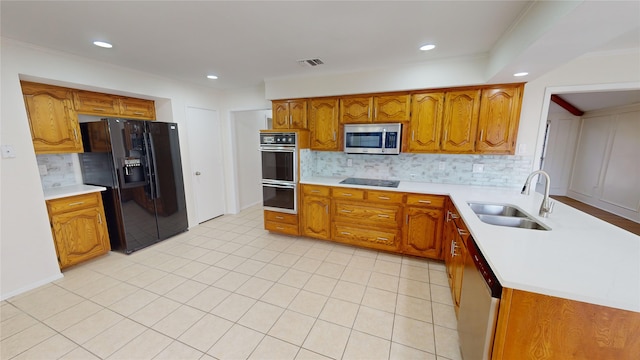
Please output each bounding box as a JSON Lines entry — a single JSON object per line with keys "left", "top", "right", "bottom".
{"left": 341, "top": 231, "right": 351, "bottom": 235}
{"left": 333, "top": 131, "right": 336, "bottom": 141}
{"left": 289, "top": 115, "right": 292, "bottom": 126}
{"left": 133, "top": 112, "right": 145, "bottom": 116}
{"left": 311, "top": 190, "right": 320, "bottom": 193}
{"left": 73, "top": 128, "right": 79, "bottom": 141}
{"left": 276, "top": 226, "right": 285, "bottom": 230}
{"left": 450, "top": 213, "right": 460, "bottom": 219}
{"left": 457, "top": 228, "right": 468, "bottom": 236}
{"left": 418, "top": 200, "right": 432, "bottom": 204}
{"left": 374, "top": 107, "right": 377, "bottom": 120}
{"left": 378, "top": 196, "right": 390, "bottom": 200}
{"left": 341, "top": 193, "right": 353, "bottom": 197}
{"left": 451, "top": 240, "right": 458, "bottom": 257}
{"left": 412, "top": 130, "right": 415, "bottom": 141}
{"left": 377, "top": 214, "right": 390, "bottom": 218}
{"left": 368, "top": 108, "right": 371, "bottom": 119}
{"left": 443, "top": 130, "right": 448, "bottom": 141}
{"left": 275, "top": 216, "right": 284, "bottom": 220}
{"left": 479, "top": 130, "right": 484, "bottom": 141}
{"left": 92, "top": 107, "right": 106, "bottom": 112}
{"left": 98, "top": 214, "right": 102, "bottom": 224}
{"left": 341, "top": 209, "right": 353, "bottom": 213}
{"left": 446, "top": 210, "right": 451, "bottom": 222}
{"left": 405, "top": 214, "right": 409, "bottom": 225}
{"left": 325, "top": 205, "right": 328, "bottom": 214}
{"left": 377, "top": 237, "right": 388, "bottom": 241}
{"left": 68, "top": 201, "right": 84, "bottom": 206}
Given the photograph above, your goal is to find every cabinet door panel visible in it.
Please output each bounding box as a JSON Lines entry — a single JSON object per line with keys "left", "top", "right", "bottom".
{"left": 341, "top": 96, "right": 373, "bottom": 123}
{"left": 118, "top": 97, "right": 156, "bottom": 120}
{"left": 333, "top": 201, "right": 400, "bottom": 227}
{"left": 477, "top": 86, "right": 521, "bottom": 154}
{"left": 289, "top": 100, "right": 308, "bottom": 129}
{"left": 301, "top": 195, "right": 330, "bottom": 239}
{"left": 73, "top": 91, "right": 120, "bottom": 116}
{"left": 409, "top": 92, "right": 444, "bottom": 152}
{"left": 272, "top": 100, "right": 290, "bottom": 129}
{"left": 403, "top": 207, "right": 443, "bottom": 259}
{"left": 23, "top": 92, "right": 83, "bottom": 154}
{"left": 442, "top": 90, "right": 480, "bottom": 153}
{"left": 51, "top": 207, "right": 109, "bottom": 268}
{"left": 332, "top": 223, "right": 400, "bottom": 252}
{"left": 374, "top": 95, "right": 411, "bottom": 122}
{"left": 310, "top": 98, "right": 339, "bottom": 150}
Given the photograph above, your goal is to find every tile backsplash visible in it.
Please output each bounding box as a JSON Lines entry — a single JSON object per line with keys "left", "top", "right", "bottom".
{"left": 37, "top": 154, "right": 82, "bottom": 189}
{"left": 300, "top": 150, "right": 533, "bottom": 188}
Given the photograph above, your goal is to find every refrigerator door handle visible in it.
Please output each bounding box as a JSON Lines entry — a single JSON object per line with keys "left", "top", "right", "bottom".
{"left": 143, "top": 132, "right": 157, "bottom": 199}
{"left": 146, "top": 132, "right": 161, "bottom": 199}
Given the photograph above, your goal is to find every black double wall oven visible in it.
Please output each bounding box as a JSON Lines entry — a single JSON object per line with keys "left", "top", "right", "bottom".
{"left": 260, "top": 132, "right": 297, "bottom": 214}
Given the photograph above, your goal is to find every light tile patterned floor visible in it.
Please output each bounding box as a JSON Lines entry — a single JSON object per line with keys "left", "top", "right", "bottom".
{"left": 1, "top": 205, "right": 461, "bottom": 360}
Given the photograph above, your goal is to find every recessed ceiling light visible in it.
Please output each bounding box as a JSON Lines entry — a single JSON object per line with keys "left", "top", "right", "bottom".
{"left": 419, "top": 44, "right": 436, "bottom": 51}
{"left": 513, "top": 72, "right": 529, "bottom": 77}
{"left": 207, "top": 75, "right": 218, "bottom": 80}
{"left": 93, "top": 41, "right": 112, "bottom": 48}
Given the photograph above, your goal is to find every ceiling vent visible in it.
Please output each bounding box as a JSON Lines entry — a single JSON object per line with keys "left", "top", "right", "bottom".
{"left": 297, "top": 58, "right": 324, "bottom": 67}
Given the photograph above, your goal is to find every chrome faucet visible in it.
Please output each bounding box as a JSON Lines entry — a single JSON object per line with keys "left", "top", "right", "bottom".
{"left": 521, "top": 170, "right": 554, "bottom": 218}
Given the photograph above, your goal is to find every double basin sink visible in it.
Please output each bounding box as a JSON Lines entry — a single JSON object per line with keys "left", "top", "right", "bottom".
{"left": 467, "top": 202, "right": 550, "bottom": 231}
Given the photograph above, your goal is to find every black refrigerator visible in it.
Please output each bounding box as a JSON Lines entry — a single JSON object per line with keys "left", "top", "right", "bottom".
{"left": 79, "top": 118, "right": 188, "bottom": 253}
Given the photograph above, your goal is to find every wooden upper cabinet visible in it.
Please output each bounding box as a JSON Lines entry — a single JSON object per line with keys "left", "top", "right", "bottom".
{"left": 309, "top": 98, "right": 340, "bottom": 151}
{"left": 73, "top": 90, "right": 120, "bottom": 116}
{"left": 21, "top": 81, "right": 83, "bottom": 154}
{"left": 118, "top": 96, "right": 156, "bottom": 120}
{"left": 272, "top": 99, "right": 308, "bottom": 129}
{"left": 441, "top": 89, "right": 481, "bottom": 153}
{"left": 374, "top": 94, "right": 411, "bottom": 122}
{"left": 408, "top": 92, "right": 444, "bottom": 152}
{"left": 340, "top": 96, "right": 373, "bottom": 123}
{"left": 476, "top": 85, "right": 523, "bottom": 154}
{"left": 341, "top": 94, "right": 410, "bottom": 124}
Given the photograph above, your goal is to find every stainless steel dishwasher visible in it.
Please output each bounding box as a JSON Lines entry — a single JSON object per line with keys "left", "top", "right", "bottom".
{"left": 457, "top": 236, "right": 502, "bottom": 360}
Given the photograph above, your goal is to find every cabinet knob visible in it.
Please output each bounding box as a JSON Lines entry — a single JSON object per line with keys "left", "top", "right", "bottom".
{"left": 195, "top": 171, "right": 202, "bottom": 176}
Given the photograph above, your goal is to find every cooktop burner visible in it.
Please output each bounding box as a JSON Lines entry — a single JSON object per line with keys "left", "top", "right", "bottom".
{"left": 339, "top": 177, "right": 400, "bottom": 188}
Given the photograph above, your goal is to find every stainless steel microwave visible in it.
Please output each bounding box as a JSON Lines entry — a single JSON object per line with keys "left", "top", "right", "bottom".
{"left": 344, "top": 123, "right": 402, "bottom": 154}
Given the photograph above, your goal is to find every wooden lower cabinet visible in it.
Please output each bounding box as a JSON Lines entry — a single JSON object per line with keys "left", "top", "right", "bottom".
{"left": 301, "top": 195, "right": 330, "bottom": 239}
{"left": 443, "top": 199, "right": 468, "bottom": 314}
{"left": 264, "top": 210, "right": 299, "bottom": 235}
{"left": 492, "top": 288, "right": 640, "bottom": 360}
{"left": 402, "top": 194, "right": 445, "bottom": 259}
{"left": 46, "top": 192, "right": 110, "bottom": 269}
{"left": 332, "top": 223, "right": 400, "bottom": 252}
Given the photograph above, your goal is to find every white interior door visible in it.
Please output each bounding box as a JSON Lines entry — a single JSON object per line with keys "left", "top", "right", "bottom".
{"left": 186, "top": 107, "right": 225, "bottom": 222}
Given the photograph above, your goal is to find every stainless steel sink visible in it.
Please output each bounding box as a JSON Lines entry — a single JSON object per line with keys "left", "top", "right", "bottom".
{"left": 467, "top": 202, "right": 550, "bottom": 231}
{"left": 467, "top": 203, "right": 528, "bottom": 218}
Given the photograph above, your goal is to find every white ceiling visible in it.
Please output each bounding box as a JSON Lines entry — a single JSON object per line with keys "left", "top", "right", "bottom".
{"left": 1, "top": 1, "right": 639, "bottom": 107}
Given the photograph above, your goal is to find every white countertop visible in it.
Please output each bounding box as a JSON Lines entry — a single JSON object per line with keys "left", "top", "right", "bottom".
{"left": 43, "top": 184, "right": 107, "bottom": 200}
{"left": 302, "top": 176, "right": 640, "bottom": 312}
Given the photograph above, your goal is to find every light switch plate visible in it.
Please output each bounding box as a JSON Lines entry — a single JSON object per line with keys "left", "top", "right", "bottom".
{"left": 472, "top": 164, "right": 484, "bottom": 173}
{"left": 1, "top": 145, "right": 16, "bottom": 158}
{"left": 38, "top": 164, "right": 48, "bottom": 175}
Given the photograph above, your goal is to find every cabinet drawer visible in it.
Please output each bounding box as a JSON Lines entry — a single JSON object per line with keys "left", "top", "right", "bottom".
{"left": 406, "top": 194, "right": 445, "bottom": 208}
{"left": 265, "top": 221, "right": 299, "bottom": 235}
{"left": 332, "top": 187, "right": 365, "bottom": 200}
{"left": 264, "top": 210, "right": 298, "bottom": 225}
{"left": 47, "top": 193, "right": 100, "bottom": 214}
{"left": 367, "top": 190, "right": 404, "bottom": 203}
{"left": 333, "top": 201, "right": 401, "bottom": 227}
{"left": 332, "top": 223, "right": 400, "bottom": 251}
{"left": 73, "top": 90, "right": 120, "bottom": 115}
{"left": 302, "top": 184, "right": 330, "bottom": 197}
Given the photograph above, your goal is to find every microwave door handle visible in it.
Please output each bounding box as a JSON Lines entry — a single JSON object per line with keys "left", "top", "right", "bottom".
{"left": 381, "top": 128, "right": 387, "bottom": 153}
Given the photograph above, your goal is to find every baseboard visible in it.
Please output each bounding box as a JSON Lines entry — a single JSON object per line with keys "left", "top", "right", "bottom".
{"left": 0, "top": 272, "right": 64, "bottom": 301}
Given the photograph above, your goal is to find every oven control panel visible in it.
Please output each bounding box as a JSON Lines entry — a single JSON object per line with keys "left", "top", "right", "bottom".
{"left": 260, "top": 132, "right": 296, "bottom": 146}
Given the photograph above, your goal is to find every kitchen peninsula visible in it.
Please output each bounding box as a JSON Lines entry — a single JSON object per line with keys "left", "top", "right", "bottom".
{"left": 299, "top": 176, "right": 640, "bottom": 358}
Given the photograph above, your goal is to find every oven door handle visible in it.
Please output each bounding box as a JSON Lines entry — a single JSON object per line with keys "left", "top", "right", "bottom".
{"left": 259, "top": 147, "right": 295, "bottom": 152}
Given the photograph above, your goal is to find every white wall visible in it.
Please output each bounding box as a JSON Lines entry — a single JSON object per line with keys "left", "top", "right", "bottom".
{"left": 567, "top": 104, "right": 640, "bottom": 222}
{"left": 232, "top": 110, "right": 270, "bottom": 210}
{"left": 0, "top": 39, "right": 227, "bottom": 299}
{"left": 541, "top": 103, "right": 581, "bottom": 195}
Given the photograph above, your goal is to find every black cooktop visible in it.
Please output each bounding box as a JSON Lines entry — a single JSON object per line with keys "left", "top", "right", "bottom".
{"left": 339, "top": 177, "right": 400, "bottom": 188}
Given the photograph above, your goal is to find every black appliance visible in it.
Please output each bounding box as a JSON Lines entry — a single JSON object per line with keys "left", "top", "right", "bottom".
{"left": 260, "top": 131, "right": 297, "bottom": 214}
{"left": 79, "top": 118, "right": 188, "bottom": 253}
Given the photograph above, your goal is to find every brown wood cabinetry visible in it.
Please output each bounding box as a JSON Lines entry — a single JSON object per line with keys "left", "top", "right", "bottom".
{"left": 309, "top": 98, "right": 340, "bottom": 150}
{"left": 477, "top": 85, "right": 523, "bottom": 154}
{"left": 300, "top": 185, "right": 331, "bottom": 239}
{"left": 441, "top": 89, "right": 481, "bottom": 153}
{"left": 402, "top": 194, "right": 445, "bottom": 259}
{"left": 46, "top": 192, "right": 110, "bottom": 269}
{"left": 264, "top": 210, "right": 299, "bottom": 235}
{"left": 492, "top": 289, "right": 640, "bottom": 360}
{"left": 118, "top": 96, "right": 156, "bottom": 120}
{"left": 331, "top": 188, "right": 402, "bottom": 252}
{"left": 74, "top": 91, "right": 156, "bottom": 120}
{"left": 21, "top": 81, "right": 83, "bottom": 154}
{"left": 407, "top": 92, "right": 444, "bottom": 152}
{"left": 443, "top": 199, "right": 468, "bottom": 314}
{"left": 272, "top": 99, "right": 308, "bottom": 129}
{"left": 340, "top": 94, "right": 410, "bottom": 124}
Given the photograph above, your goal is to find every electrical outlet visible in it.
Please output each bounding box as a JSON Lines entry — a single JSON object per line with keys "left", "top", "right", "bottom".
{"left": 439, "top": 162, "right": 446, "bottom": 171}
{"left": 410, "top": 173, "right": 418, "bottom": 180}
{"left": 38, "top": 164, "right": 48, "bottom": 175}
{"left": 517, "top": 144, "right": 527, "bottom": 155}
{"left": 472, "top": 164, "right": 484, "bottom": 173}
{"left": 347, "top": 158, "right": 353, "bottom": 167}
{"left": 1, "top": 145, "right": 16, "bottom": 158}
